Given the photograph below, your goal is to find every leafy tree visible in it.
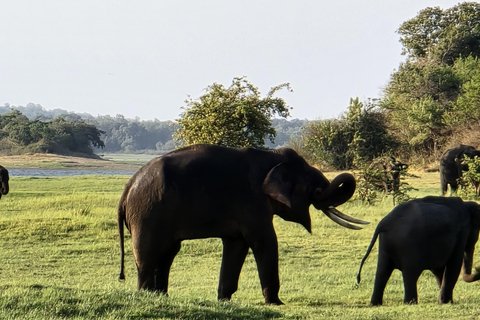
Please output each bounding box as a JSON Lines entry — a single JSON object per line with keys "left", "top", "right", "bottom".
{"left": 301, "top": 98, "right": 395, "bottom": 170}
{"left": 398, "top": 2, "right": 480, "bottom": 64}
{"left": 174, "top": 77, "right": 292, "bottom": 148}
{"left": 383, "top": 2, "right": 480, "bottom": 159}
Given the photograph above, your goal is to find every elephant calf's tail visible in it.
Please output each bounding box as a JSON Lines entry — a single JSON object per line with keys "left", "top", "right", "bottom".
{"left": 356, "top": 228, "right": 380, "bottom": 284}
{"left": 118, "top": 200, "right": 126, "bottom": 282}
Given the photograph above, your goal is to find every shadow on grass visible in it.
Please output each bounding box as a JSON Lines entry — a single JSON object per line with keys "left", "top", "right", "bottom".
{"left": 0, "top": 285, "right": 283, "bottom": 319}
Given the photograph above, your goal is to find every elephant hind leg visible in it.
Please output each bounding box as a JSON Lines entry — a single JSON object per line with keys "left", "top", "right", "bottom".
{"left": 439, "top": 252, "right": 464, "bottom": 304}
{"left": 430, "top": 268, "right": 445, "bottom": 288}
{"left": 217, "top": 238, "right": 249, "bottom": 301}
{"left": 155, "top": 241, "right": 182, "bottom": 294}
{"left": 402, "top": 269, "right": 422, "bottom": 304}
{"left": 132, "top": 228, "right": 158, "bottom": 291}
{"left": 136, "top": 259, "right": 156, "bottom": 291}
{"left": 371, "top": 255, "right": 395, "bottom": 305}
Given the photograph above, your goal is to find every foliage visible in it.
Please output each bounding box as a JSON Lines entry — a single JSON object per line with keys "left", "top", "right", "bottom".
{"left": 458, "top": 155, "right": 480, "bottom": 198}
{"left": 383, "top": 3, "right": 480, "bottom": 160}
{"left": 174, "top": 77, "right": 292, "bottom": 148}
{"left": 91, "top": 114, "right": 177, "bottom": 153}
{"left": 0, "top": 110, "right": 105, "bottom": 155}
{"left": 354, "top": 157, "right": 418, "bottom": 206}
{"left": 398, "top": 2, "right": 480, "bottom": 64}
{"left": 301, "top": 98, "right": 396, "bottom": 170}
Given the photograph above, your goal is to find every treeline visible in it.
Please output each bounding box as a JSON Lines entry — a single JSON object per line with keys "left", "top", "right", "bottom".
{"left": 0, "top": 109, "right": 104, "bottom": 156}
{"left": 0, "top": 104, "right": 306, "bottom": 155}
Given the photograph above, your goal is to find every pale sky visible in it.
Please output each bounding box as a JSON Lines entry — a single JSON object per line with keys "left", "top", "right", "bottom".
{"left": 0, "top": 1, "right": 464, "bottom": 121}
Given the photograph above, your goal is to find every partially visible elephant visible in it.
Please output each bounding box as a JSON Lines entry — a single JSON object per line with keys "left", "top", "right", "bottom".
{"left": 440, "top": 145, "right": 480, "bottom": 196}
{"left": 357, "top": 196, "right": 480, "bottom": 305}
{"left": 118, "top": 144, "right": 369, "bottom": 305}
{"left": 368, "top": 156, "right": 408, "bottom": 192}
{"left": 0, "top": 165, "right": 9, "bottom": 199}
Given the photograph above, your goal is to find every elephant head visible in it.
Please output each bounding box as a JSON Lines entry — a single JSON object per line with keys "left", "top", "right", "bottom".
{"left": 0, "top": 165, "right": 9, "bottom": 199}
{"left": 462, "top": 201, "right": 480, "bottom": 283}
{"left": 263, "top": 150, "right": 367, "bottom": 232}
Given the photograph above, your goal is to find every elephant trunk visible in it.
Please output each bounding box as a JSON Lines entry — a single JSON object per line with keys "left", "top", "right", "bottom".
{"left": 462, "top": 246, "right": 480, "bottom": 283}
{"left": 313, "top": 173, "right": 369, "bottom": 230}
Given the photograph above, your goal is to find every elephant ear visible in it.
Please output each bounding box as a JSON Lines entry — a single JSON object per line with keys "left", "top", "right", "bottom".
{"left": 263, "top": 163, "right": 292, "bottom": 208}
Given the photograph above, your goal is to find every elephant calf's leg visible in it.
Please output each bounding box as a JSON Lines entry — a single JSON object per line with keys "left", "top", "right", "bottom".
{"left": 218, "top": 238, "right": 249, "bottom": 301}
{"left": 371, "top": 256, "right": 395, "bottom": 305}
{"left": 430, "top": 268, "right": 445, "bottom": 288}
{"left": 402, "top": 269, "right": 422, "bottom": 304}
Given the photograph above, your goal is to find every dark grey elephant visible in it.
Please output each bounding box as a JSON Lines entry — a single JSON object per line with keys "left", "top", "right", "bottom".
{"left": 118, "top": 144, "right": 368, "bottom": 305}
{"left": 0, "top": 165, "right": 9, "bottom": 199}
{"left": 357, "top": 196, "right": 480, "bottom": 305}
{"left": 440, "top": 145, "right": 480, "bottom": 196}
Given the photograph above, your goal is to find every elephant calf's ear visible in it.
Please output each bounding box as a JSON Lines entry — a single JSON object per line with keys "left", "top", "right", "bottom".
{"left": 263, "top": 163, "right": 292, "bottom": 208}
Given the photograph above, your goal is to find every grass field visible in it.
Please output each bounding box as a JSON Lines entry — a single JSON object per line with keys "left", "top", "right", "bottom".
{"left": 1, "top": 162, "right": 480, "bottom": 319}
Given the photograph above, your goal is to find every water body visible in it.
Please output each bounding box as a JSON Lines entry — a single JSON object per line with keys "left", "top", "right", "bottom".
{"left": 9, "top": 169, "right": 136, "bottom": 177}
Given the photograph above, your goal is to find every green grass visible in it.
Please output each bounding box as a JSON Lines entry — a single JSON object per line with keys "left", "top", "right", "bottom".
{"left": 1, "top": 172, "right": 480, "bottom": 319}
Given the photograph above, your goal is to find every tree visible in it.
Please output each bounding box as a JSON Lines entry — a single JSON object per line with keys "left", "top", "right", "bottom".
{"left": 0, "top": 111, "right": 105, "bottom": 155}
{"left": 174, "top": 77, "right": 292, "bottom": 148}
{"left": 398, "top": 2, "right": 480, "bottom": 64}
{"left": 301, "top": 98, "right": 395, "bottom": 170}
{"left": 383, "top": 2, "right": 480, "bottom": 159}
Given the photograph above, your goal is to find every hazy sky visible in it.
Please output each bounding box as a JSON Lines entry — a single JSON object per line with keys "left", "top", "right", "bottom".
{"left": 0, "top": 1, "right": 464, "bottom": 121}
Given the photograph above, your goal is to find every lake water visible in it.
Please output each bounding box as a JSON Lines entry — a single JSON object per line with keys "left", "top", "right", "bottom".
{"left": 9, "top": 169, "right": 136, "bottom": 177}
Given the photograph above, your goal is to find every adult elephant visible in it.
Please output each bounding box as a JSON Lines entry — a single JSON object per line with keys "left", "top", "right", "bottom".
{"left": 440, "top": 145, "right": 480, "bottom": 196}
{"left": 357, "top": 196, "right": 480, "bottom": 305}
{"left": 118, "top": 144, "right": 368, "bottom": 305}
{"left": 0, "top": 165, "right": 9, "bottom": 199}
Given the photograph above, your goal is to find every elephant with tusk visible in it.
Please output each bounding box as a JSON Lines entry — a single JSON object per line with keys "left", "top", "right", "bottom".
{"left": 118, "top": 144, "right": 368, "bottom": 305}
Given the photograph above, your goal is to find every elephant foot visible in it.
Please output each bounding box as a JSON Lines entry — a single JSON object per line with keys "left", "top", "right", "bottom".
{"left": 438, "top": 295, "right": 453, "bottom": 304}
{"left": 404, "top": 298, "right": 418, "bottom": 305}
{"left": 265, "top": 297, "right": 284, "bottom": 305}
{"left": 217, "top": 296, "right": 232, "bottom": 302}
{"left": 370, "top": 299, "right": 382, "bottom": 306}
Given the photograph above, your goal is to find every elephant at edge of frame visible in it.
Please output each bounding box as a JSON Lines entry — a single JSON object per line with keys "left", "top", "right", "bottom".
{"left": 357, "top": 196, "right": 480, "bottom": 305}
{"left": 0, "top": 165, "right": 9, "bottom": 199}
{"left": 440, "top": 144, "right": 480, "bottom": 196}
{"left": 117, "top": 144, "right": 369, "bottom": 305}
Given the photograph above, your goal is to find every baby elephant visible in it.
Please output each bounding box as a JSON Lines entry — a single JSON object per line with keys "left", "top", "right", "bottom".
{"left": 357, "top": 196, "right": 480, "bottom": 305}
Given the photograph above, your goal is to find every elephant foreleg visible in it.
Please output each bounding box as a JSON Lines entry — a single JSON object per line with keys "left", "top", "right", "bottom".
{"left": 217, "top": 238, "right": 249, "bottom": 301}
{"left": 250, "top": 230, "right": 283, "bottom": 305}
{"left": 155, "top": 241, "right": 181, "bottom": 294}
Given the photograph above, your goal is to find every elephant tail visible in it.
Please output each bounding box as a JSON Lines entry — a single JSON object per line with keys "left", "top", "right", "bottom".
{"left": 356, "top": 228, "right": 380, "bottom": 284}
{"left": 118, "top": 199, "right": 126, "bottom": 282}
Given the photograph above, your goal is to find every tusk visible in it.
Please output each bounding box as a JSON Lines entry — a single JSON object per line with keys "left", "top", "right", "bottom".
{"left": 323, "top": 208, "right": 363, "bottom": 230}
{"left": 328, "top": 206, "right": 370, "bottom": 225}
